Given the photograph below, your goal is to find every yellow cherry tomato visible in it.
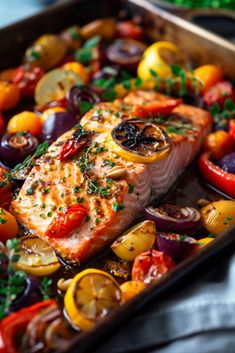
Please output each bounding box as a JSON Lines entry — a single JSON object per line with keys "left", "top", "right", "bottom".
{"left": 62, "top": 62, "right": 89, "bottom": 84}
{"left": 24, "top": 34, "right": 67, "bottom": 70}
{"left": 40, "top": 106, "right": 66, "bottom": 124}
{"left": 15, "top": 236, "right": 60, "bottom": 276}
{"left": 137, "top": 41, "right": 180, "bottom": 80}
{"left": 7, "top": 111, "right": 42, "bottom": 136}
{"left": 64, "top": 268, "right": 122, "bottom": 331}
{"left": 193, "top": 65, "right": 223, "bottom": 93}
{"left": 0, "top": 81, "right": 20, "bottom": 111}
{"left": 203, "top": 130, "right": 235, "bottom": 160}
{"left": 0, "top": 208, "right": 18, "bottom": 243}
{"left": 120, "top": 281, "right": 146, "bottom": 302}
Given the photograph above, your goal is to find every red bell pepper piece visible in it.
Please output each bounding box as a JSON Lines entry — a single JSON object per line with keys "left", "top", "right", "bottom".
{"left": 132, "top": 98, "right": 182, "bottom": 118}
{"left": 198, "top": 151, "right": 235, "bottom": 198}
{"left": 46, "top": 204, "right": 87, "bottom": 238}
{"left": 0, "top": 300, "right": 56, "bottom": 353}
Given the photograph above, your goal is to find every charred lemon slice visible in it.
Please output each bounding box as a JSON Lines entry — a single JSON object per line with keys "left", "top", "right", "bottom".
{"left": 64, "top": 268, "right": 122, "bottom": 331}
{"left": 110, "top": 119, "right": 171, "bottom": 163}
{"left": 15, "top": 236, "right": 60, "bottom": 276}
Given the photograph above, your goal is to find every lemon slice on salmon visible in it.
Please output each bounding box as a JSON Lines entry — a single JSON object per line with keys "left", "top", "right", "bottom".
{"left": 110, "top": 118, "right": 171, "bottom": 164}
{"left": 64, "top": 268, "right": 122, "bottom": 331}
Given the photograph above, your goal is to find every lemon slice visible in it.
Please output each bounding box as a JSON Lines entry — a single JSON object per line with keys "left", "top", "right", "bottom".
{"left": 15, "top": 236, "right": 60, "bottom": 276}
{"left": 35, "top": 68, "right": 82, "bottom": 106}
{"left": 110, "top": 119, "right": 171, "bottom": 164}
{"left": 64, "top": 268, "right": 122, "bottom": 331}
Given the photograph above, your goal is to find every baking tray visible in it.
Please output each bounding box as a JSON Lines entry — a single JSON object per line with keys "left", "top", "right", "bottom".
{"left": 0, "top": 1, "right": 235, "bottom": 352}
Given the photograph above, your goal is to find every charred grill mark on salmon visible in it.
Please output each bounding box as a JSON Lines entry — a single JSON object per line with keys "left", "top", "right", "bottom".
{"left": 10, "top": 91, "right": 212, "bottom": 262}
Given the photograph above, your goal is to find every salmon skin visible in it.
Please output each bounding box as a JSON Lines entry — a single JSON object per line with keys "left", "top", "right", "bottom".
{"left": 10, "top": 91, "right": 212, "bottom": 263}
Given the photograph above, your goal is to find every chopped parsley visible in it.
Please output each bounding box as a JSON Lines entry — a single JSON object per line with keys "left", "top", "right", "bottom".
{"left": 112, "top": 202, "right": 126, "bottom": 212}
{"left": 128, "top": 184, "right": 135, "bottom": 193}
{"left": 103, "top": 159, "right": 116, "bottom": 167}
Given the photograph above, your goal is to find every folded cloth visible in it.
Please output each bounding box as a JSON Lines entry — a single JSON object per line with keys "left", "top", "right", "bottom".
{"left": 95, "top": 251, "right": 235, "bottom": 353}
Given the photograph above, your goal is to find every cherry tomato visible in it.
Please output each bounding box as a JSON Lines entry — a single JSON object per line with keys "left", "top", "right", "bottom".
{"left": 45, "top": 204, "right": 87, "bottom": 238}
{"left": 0, "top": 166, "right": 13, "bottom": 210}
{"left": 0, "top": 208, "right": 18, "bottom": 243}
{"left": 7, "top": 111, "right": 42, "bottom": 136}
{"left": 120, "top": 281, "right": 146, "bottom": 302}
{"left": 12, "top": 64, "right": 44, "bottom": 98}
{"left": 62, "top": 62, "right": 89, "bottom": 84}
{"left": 116, "top": 21, "right": 144, "bottom": 41}
{"left": 203, "top": 81, "right": 235, "bottom": 108}
{"left": 132, "top": 249, "right": 175, "bottom": 284}
{"left": 59, "top": 130, "right": 88, "bottom": 161}
{"left": 193, "top": 65, "right": 223, "bottom": 93}
{"left": 0, "top": 81, "right": 20, "bottom": 111}
{"left": 203, "top": 130, "right": 235, "bottom": 160}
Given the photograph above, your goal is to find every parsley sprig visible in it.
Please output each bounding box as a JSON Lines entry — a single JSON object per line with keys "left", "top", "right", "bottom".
{"left": 0, "top": 239, "right": 26, "bottom": 319}
{"left": 210, "top": 98, "right": 235, "bottom": 129}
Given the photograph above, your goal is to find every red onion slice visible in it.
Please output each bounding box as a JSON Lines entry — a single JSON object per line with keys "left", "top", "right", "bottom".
{"left": 157, "top": 232, "right": 196, "bottom": 260}
{"left": 145, "top": 204, "right": 201, "bottom": 234}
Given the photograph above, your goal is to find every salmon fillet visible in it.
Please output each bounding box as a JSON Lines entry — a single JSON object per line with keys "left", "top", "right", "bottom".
{"left": 10, "top": 91, "right": 212, "bottom": 263}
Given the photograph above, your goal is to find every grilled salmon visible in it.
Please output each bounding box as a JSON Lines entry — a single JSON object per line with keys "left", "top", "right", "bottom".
{"left": 10, "top": 91, "right": 212, "bottom": 263}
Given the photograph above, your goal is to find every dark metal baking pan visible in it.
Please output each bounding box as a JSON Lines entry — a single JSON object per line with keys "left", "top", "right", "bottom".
{"left": 149, "top": 0, "right": 235, "bottom": 42}
{"left": 0, "top": 1, "right": 235, "bottom": 353}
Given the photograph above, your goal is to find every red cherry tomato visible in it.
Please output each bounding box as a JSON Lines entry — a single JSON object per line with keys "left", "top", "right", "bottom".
{"left": 46, "top": 204, "right": 87, "bottom": 238}
{"left": 59, "top": 133, "right": 88, "bottom": 161}
{"left": 116, "top": 21, "right": 144, "bottom": 41}
{"left": 204, "top": 81, "right": 235, "bottom": 108}
{"left": 12, "top": 64, "right": 44, "bottom": 98}
{"left": 132, "top": 249, "right": 175, "bottom": 284}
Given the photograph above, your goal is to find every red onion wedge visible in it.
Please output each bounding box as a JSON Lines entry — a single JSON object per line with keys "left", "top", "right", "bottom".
{"left": 157, "top": 232, "right": 196, "bottom": 260}
{"left": 145, "top": 204, "right": 201, "bottom": 234}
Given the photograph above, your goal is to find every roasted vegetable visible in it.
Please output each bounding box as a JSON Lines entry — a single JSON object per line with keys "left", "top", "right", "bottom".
{"left": 201, "top": 200, "right": 235, "bottom": 236}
